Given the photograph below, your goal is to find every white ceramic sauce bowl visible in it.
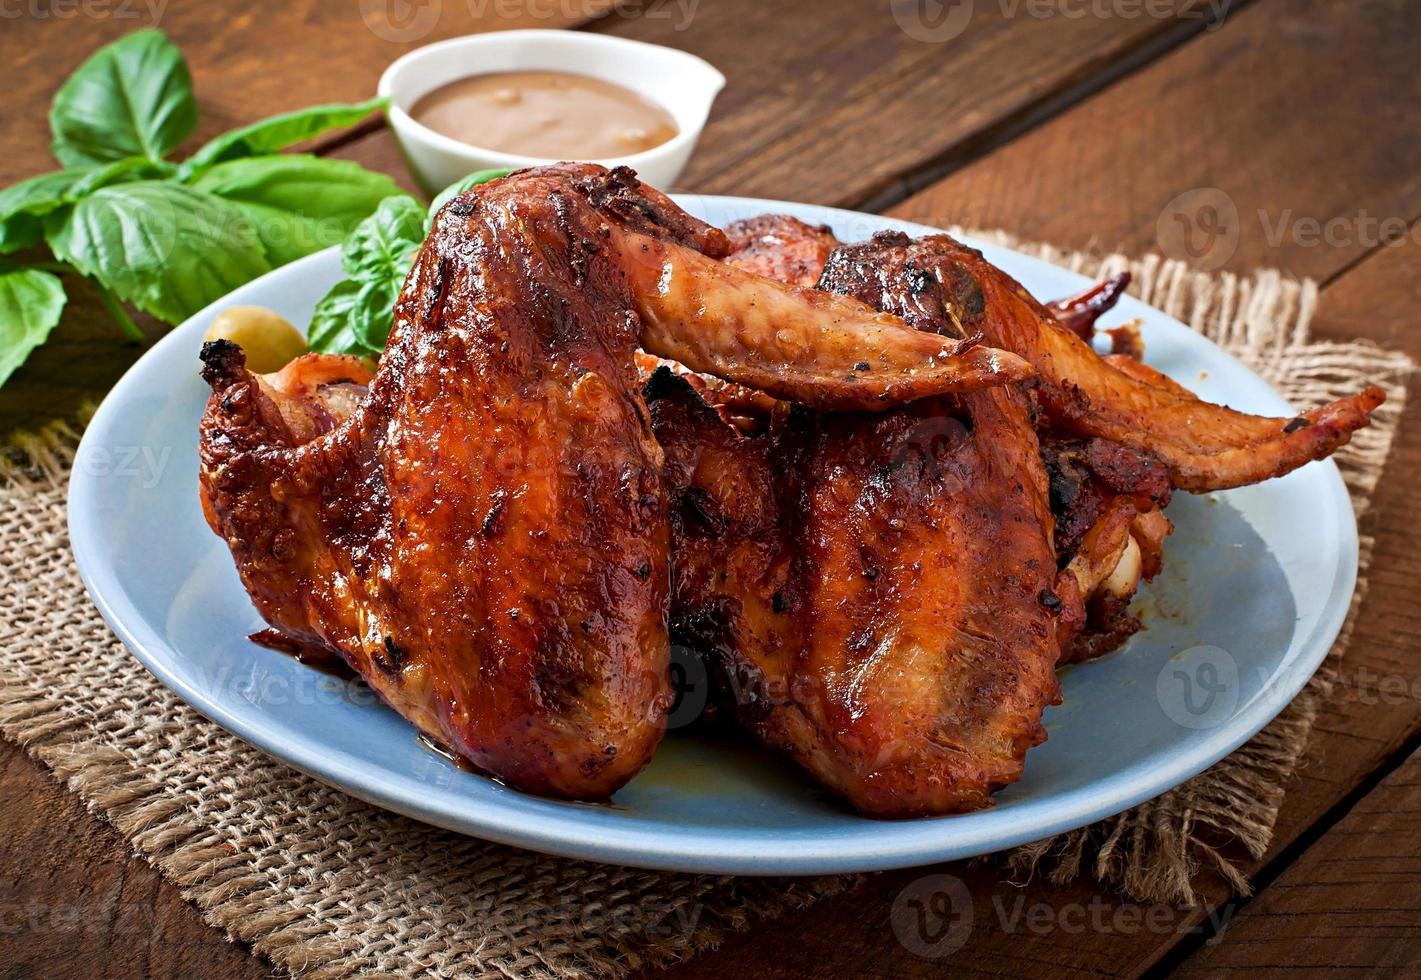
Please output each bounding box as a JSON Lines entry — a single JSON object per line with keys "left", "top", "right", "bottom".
{"left": 379, "top": 30, "right": 725, "bottom": 195}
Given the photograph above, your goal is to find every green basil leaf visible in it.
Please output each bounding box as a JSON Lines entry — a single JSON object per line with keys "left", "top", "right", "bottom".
{"left": 306, "top": 196, "right": 424, "bottom": 356}
{"left": 46, "top": 181, "right": 271, "bottom": 323}
{"left": 0, "top": 169, "right": 90, "bottom": 253}
{"left": 307, "top": 278, "right": 375, "bottom": 357}
{"left": 50, "top": 29, "right": 197, "bottom": 166}
{"left": 183, "top": 97, "right": 389, "bottom": 171}
{"left": 187, "top": 155, "right": 408, "bottom": 266}
{"left": 350, "top": 277, "right": 403, "bottom": 352}
{"left": 342, "top": 195, "right": 424, "bottom": 281}
{"left": 428, "top": 168, "right": 512, "bottom": 219}
{"left": 65, "top": 155, "right": 178, "bottom": 199}
{"left": 0, "top": 265, "right": 67, "bottom": 387}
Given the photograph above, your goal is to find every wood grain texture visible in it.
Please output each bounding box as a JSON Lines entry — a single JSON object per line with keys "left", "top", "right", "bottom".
{"left": 888, "top": 0, "right": 1421, "bottom": 281}
{"left": 0, "top": 0, "right": 620, "bottom": 184}
{"left": 594, "top": 0, "right": 1232, "bottom": 207}
{"left": 1174, "top": 744, "right": 1421, "bottom": 977}
{"left": 0, "top": 738, "right": 267, "bottom": 980}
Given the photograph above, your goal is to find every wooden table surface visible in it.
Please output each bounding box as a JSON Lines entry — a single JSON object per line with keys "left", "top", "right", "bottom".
{"left": 3, "top": 1, "right": 1419, "bottom": 976}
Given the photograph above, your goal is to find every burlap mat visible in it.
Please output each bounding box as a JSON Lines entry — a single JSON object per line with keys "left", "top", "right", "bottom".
{"left": 0, "top": 235, "right": 1413, "bottom": 978}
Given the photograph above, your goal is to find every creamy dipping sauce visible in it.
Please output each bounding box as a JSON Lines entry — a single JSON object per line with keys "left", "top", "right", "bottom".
{"left": 411, "top": 71, "right": 680, "bottom": 159}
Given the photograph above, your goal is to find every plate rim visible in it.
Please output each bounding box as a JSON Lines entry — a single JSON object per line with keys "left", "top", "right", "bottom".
{"left": 66, "top": 196, "right": 1359, "bottom": 875}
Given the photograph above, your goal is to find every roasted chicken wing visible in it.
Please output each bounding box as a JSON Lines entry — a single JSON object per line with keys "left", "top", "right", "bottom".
{"left": 650, "top": 370, "right": 1070, "bottom": 817}
{"left": 649, "top": 217, "right": 1071, "bottom": 817}
{"left": 201, "top": 173, "right": 1382, "bottom": 813}
{"left": 197, "top": 165, "right": 1026, "bottom": 801}
{"left": 653, "top": 216, "right": 1382, "bottom": 815}
{"left": 817, "top": 232, "right": 1384, "bottom": 491}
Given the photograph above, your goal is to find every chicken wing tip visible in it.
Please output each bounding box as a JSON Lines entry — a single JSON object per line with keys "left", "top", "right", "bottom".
{"left": 1300, "top": 385, "right": 1386, "bottom": 431}
{"left": 199, "top": 338, "right": 247, "bottom": 388}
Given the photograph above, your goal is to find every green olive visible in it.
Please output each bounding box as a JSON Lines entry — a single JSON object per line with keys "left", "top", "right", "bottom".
{"left": 203, "top": 306, "right": 307, "bottom": 373}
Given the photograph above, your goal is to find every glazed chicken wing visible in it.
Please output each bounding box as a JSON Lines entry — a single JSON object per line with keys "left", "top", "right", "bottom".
{"left": 632, "top": 215, "right": 844, "bottom": 427}
{"left": 654, "top": 212, "right": 1382, "bottom": 814}
{"left": 654, "top": 376, "right": 1070, "bottom": 817}
{"left": 650, "top": 219, "right": 1071, "bottom": 817}
{"left": 818, "top": 232, "right": 1384, "bottom": 491}
{"left": 197, "top": 165, "right": 1028, "bottom": 800}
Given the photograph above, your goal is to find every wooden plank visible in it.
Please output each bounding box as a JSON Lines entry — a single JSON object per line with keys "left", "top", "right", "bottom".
{"left": 592, "top": 0, "right": 1234, "bottom": 207}
{"left": 1173, "top": 744, "right": 1421, "bottom": 977}
{"left": 888, "top": 0, "right": 1421, "bottom": 282}
{"left": 0, "top": 738, "right": 267, "bottom": 980}
{"left": 0, "top": 0, "right": 620, "bottom": 185}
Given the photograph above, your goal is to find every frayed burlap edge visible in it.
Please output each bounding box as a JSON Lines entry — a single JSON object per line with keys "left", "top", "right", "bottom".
{"left": 0, "top": 236, "right": 1412, "bottom": 976}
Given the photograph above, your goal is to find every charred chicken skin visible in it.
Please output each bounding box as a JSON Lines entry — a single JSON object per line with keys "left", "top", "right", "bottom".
{"left": 650, "top": 371, "right": 1070, "bottom": 816}
{"left": 196, "top": 165, "right": 1027, "bottom": 801}
{"left": 813, "top": 230, "right": 1381, "bottom": 659}
{"left": 648, "top": 217, "right": 1071, "bottom": 817}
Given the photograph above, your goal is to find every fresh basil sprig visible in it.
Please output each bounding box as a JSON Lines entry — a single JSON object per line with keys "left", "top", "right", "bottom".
{"left": 308, "top": 169, "right": 512, "bottom": 358}
{"left": 0, "top": 29, "right": 405, "bottom": 387}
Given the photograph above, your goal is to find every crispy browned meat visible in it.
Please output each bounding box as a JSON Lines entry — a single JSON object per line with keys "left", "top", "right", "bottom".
{"left": 198, "top": 165, "right": 1033, "bottom": 801}
{"left": 619, "top": 230, "right": 1031, "bottom": 408}
{"left": 1039, "top": 436, "right": 1176, "bottom": 662}
{"left": 649, "top": 371, "right": 1072, "bottom": 817}
{"left": 633, "top": 352, "right": 781, "bottom": 426}
{"left": 688, "top": 222, "right": 1136, "bottom": 427}
{"left": 1044, "top": 437, "right": 1172, "bottom": 558}
{"left": 817, "top": 232, "right": 1385, "bottom": 491}
{"left": 650, "top": 220, "right": 1073, "bottom": 816}
{"left": 723, "top": 214, "right": 841, "bottom": 287}
{"left": 632, "top": 216, "right": 850, "bottom": 427}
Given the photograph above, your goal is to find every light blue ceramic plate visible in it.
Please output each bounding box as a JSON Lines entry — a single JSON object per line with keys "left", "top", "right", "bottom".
{"left": 68, "top": 197, "right": 1357, "bottom": 875}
